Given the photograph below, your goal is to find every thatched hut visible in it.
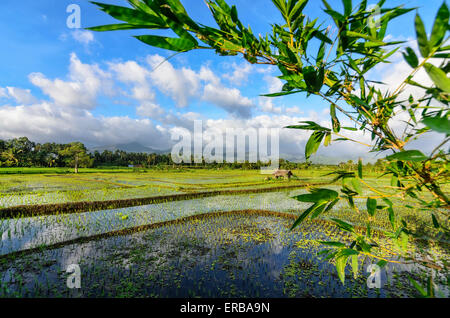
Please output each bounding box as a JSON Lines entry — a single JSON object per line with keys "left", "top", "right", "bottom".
{"left": 272, "top": 169, "right": 293, "bottom": 180}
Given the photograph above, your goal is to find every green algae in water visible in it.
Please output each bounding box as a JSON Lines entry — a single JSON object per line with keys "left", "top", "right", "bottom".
{"left": 0, "top": 214, "right": 425, "bottom": 298}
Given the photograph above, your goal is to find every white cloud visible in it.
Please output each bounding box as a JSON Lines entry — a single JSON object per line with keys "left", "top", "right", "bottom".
{"left": 4, "top": 52, "right": 429, "bottom": 161}
{"left": 136, "top": 102, "right": 165, "bottom": 118}
{"left": 0, "top": 101, "right": 171, "bottom": 149}
{"left": 5, "top": 87, "right": 38, "bottom": 105}
{"left": 0, "top": 54, "right": 171, "bottom": 149}
{"left": 109, "top": 59, "right": 163, "bottom": 120}
{"left": 202, "top": 83, "right": 254, "bottom": 118}
{"left": 264, "top": 75, "right": 283, "bottom": 94}
{"left": 29, "top": 53, "right": 111, "bottom": 110}
{"left": 145, "top": 55, "right": 256, "bottom": 118}
{"left": 258, "top": 97, "right": 281, "bottom": 114}
{"left": 286, "top": 106, "right": 302, "bottom": 115}
{"left": 72, "top": 30, "right": 95, "bottom": 45}
{"left": 147, "top": 55, "right": 200, "bottom": 108}
{"left": 222, "top": 62, "right": 253, "bottom": 85}
{"left": 198, "top": 65, "right": 221, "bottom": 86}
{"left": 0, "top": 87, "right": 7, "bottom": 98}
{"left": 109, "top": 60, "right": 149, "bottom": 85}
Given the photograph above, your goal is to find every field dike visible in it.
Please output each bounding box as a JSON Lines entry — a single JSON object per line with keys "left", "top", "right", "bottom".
{"left": 0, "top": 182, "right": 330, "bottom": 219}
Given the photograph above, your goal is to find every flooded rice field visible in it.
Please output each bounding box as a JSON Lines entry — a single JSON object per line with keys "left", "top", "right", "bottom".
{"left": 0, "top": 213, "right": 424, "bottom": 298}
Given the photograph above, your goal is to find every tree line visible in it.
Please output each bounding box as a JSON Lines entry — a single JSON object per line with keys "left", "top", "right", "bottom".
{"left": 0, "top": 136, "right": 388, "bottom": 172}
{"left": 0, "top": 137, "right": 173, "bottom": 170}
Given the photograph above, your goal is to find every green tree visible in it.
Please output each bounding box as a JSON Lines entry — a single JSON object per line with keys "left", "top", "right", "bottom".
{"left": 59, "top": 142, "right": 93, "bottom": 173}
{"left": 90, "top": 0, "right": 449, "bottom": 292}
{"left": 0, "top": 148, "right": 19, "bottom": 167}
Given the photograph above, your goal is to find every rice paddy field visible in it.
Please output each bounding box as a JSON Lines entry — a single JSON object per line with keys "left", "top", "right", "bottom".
{"left": 0, "top": 168, "right": 448, "bottom": 298}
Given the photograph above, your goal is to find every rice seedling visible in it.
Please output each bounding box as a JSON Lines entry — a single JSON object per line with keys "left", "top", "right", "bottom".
{"left": 0, "top": 170, "right": 447, "bottom": 298}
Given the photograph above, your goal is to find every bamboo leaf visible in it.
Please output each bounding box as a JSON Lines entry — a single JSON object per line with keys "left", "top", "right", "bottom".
{"left": 366, "top": 197, "right": 377, "bottom": 216}
{"left": 86, "top": 23, "right": 159, "bottom": 31}
{"left": 351, "top": 254, "right": 358, "bottom": 279}
{"left": 90, "top": 1, "right": 165, "bottom": 26}
{"left": 134, "top": 35, "right": 197, "bottom": 52}
{"left": 290, "top": 203, "right": 318, "bottom": 230}
{"left": 386, "top": 150, "right": 428, "bottom": 162}
{"left": 424, "top": 63, "right": 450, "bottom": 92}
{"left": 414, "top": 13, "right": 430, "bottom": 57}
{"left": 430, "top": 2, "right": 449, "bottom": 48}
{"left": 422, "top": 115, "right": 450, "bottom": 134}
{"left": 335, "top": 254, "right": 348, "bottom": 284}
{"left": 402, "top": 47, "right": 419, "bottom": 68}
{"left": 357, "top": 158, "right": 363, "bottom": 178}
{"left": 292, "top": 188, "right": 339, "bottom": 203}
{"left": 305, "top": 131, "right": 325, "bottom": 160}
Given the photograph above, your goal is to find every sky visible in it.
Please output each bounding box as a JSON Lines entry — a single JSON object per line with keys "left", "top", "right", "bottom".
{"left": 0, "top": 0, "right": 446, "bottom": 162}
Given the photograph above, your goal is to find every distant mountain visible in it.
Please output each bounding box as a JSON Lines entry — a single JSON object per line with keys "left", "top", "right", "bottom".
{"left": 90, "top": 142, "right": 170, "bottom": 154}
{"left": 279, "top": 153, "right": 378, "bottom": 164}
{"left": 89, "top": 142, "right": 376, "bottom": 163}
{"left": 308, "top": 154, "right": 377, "bottom": 165}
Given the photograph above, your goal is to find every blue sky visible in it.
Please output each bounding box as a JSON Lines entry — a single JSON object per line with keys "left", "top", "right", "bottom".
{"left": 0, "top": 0, "right": 445, "bottom": 161}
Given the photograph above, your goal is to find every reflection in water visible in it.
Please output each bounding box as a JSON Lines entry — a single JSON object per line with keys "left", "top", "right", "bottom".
{"left": 0, "top": 214, "right": 428, "bottom": 298}
{"left": 0, "top": 189, "right": 319, "bottom": 255}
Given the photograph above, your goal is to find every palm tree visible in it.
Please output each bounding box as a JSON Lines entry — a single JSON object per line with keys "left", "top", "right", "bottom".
{"left": 1, "top": 148, "right": 19, "bottom": 167}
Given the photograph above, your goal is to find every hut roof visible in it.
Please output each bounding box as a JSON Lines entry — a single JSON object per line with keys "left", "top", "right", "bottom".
{"left": 272, "top": 169, "right": 293, "bottom": 176}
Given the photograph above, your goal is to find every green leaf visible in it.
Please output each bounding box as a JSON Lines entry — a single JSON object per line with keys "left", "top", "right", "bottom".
{"left": 286, "top": 121, "right": 331, "bottom": 131}
{"left": 366, "top": 197, "right": 377, "bottom": 216}
{"left": 351, "top": 254, "right": 358, "bottom": 279}
{"left": 408, "top": 277, "right": 427, "bottom": 297}
{"left": 318, "top": 241, "right": 346, "bottom": 248}
{"left": 423, "top": 63, "right": 450, "bottom": 92}
{"left": 90, "top": 1, "right": 165, "bottom": 26}
{"left": 309, "top": 201, "right": 329, "bottom": 219}
{"left": 290, "top": 203, "right": 319, "bottom": 230}
{"left": 292, "top": 188, "right": 339, "bottom": 203}
{"left": 331, "top": 218, "right": 355, "bottom": 233}
{"left": 432, "top": 214, "right": 440, "bottom": 228}
{"left": 312, "top": 30, "right": 333, "bottom": 44}
{"left": 221, "top": 40, "right": 242, "bottom": 51}
{"left": 422, "top": 115, "right": 450, "bottom": 134}
{"left": 351, "top": 178, "right": 362, "bottom": 194}
{"left": 324, "top": 198, "right": 340, "bottom": 213}
{"left": 342, "top": 0, "right": 352, "bottom": 16}
{"left": 386, "top": 150, "right": 428, "bottom": 162}
{"left": 330, "top": 104, "right": 340, "bottom": 133}
{"left": 262, "top": 90, "right": 302, "bottom": 97}
{"left": 324, "top": 9, "right": 346, "bottom": 22}
{"left": 335, "top": 249, "right": 359, "bottom": 284}
{"left": 414, "top": 13, "right": 430, "bottom": 57}
{"left": 402, "top": 47, "right": 419, "bottom": 68}
{"left": 430, "top": 2, "right": 449, "bottom": 48}
{"left": 86, "top": 23, "right": 156, "bottom": 32}
{"left": 390, "top": 174, "right": 398, "bottom": 187}
{"left": 388, "top": 206, "right": 396, "bottom": 229}
{"left": 305, "top": 131, "right": 325, "bottom": 160}
{"left": 357, "top": 158, "right": 363, "bottom": 178}
{"left": 335, "top": 254, "right": 348, "bottom": 285}
{"left": 317, "top": 41, "right": 326, "bottom": 66}
{"left": 303, "top": 66, "right": 324, "bottom": 92}
{"left": 134, "top": 35, "right": 197, "bottom": 52}
{"left": 345, "top": 30, "right": 378, "bottom": 41}
{"left": 324, "top": 132, "right": 332, "bottom": 146}
{"left": 427, "top": 276, "right": 435, "bottom": 297}
{"left": 376, "top": 260, "right": 388, "bottom": 269}
{"left": 230, "top": 5, "right": 238, "bottom": 23}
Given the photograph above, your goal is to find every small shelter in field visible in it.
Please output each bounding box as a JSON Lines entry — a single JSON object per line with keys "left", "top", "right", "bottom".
{"left": 272, "top": 169, "right": 293, "bottom": 180}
